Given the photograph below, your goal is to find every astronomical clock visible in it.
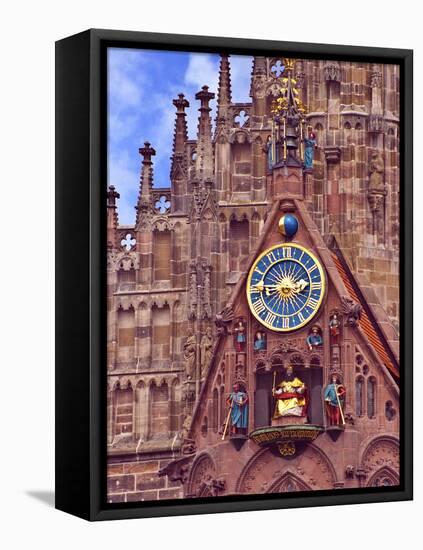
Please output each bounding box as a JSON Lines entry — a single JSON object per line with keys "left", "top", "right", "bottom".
{"left": 247, "top": 242, "right": 325, "bottom": 332}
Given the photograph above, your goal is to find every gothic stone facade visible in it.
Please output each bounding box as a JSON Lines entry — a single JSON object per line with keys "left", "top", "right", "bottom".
{"left": 106, "top": 56, "right": 400, "bottom": 503}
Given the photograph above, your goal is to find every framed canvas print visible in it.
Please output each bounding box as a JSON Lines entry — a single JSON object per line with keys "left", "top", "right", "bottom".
{"left": 55, "top": 29, "right": 413, "bottom": 521}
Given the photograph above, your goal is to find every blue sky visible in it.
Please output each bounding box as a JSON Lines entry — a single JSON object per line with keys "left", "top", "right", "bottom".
{"left": 108, "top": 48, "right": 253, "bottom": 225}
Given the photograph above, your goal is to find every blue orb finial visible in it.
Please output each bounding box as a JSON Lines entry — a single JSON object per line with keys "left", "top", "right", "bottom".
{"left": 278, "top": 214, "right": 299, "bottom": 238}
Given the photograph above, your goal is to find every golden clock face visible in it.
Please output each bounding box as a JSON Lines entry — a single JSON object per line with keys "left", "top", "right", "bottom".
{"left": 246, "top": 243, "right": 325, "bottom": 332}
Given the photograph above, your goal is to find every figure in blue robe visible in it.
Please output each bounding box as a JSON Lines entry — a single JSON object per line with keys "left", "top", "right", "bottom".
{"left": 254, "top": 330, "right": 267, "bottom": 351}
{"left": 304, "top": 132, "right": 317, "bottom": 169}
{"left": 307, "top": 325, "right": 323, "bottom": 350}
{"left": 227, "top": 383, "right": 249, "bottom": 434}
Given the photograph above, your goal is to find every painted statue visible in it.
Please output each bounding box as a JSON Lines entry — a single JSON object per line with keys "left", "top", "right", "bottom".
{"left": 324, "top": 374, "right": 346, "bottom": 426}
{"left": 234, "top": 320, "right": 246, "bottom": 352}
{"left": 368, "top": 152, "right": 385, "bottom": 192}
{"left": 200, "top": 327, "right": 213, "bottom": 379}
{"left": 304, "top": 131, "right": 317, "bottom": 169}
{"left": 183, "top": 329, "right": 196, "bottom": 380}
{"left": 306, "top": 325, "right": 323, "bottom": 351}
{"left": 273, "top": 366, "right": 307, "bottom": 418}
{"left": 329, "top": 313, "right": 341, "bottom": 338}
{"left": 253, "top": 330, "right": 267, "bottom": 351}
{"left": 226, "top": 383, "right": 249, "bottom": 435}
{"left": 265, "top": 135, "right": 274, "bottom": 169}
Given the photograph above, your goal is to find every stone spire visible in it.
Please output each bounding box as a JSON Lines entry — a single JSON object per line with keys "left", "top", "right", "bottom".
{"left": 250, "top": 56, "right": 267, "bottom": 116}
{"left": 107, "top": 185, "right": 120, "bottom": 248}
{"left": 171, "top": 94, "right": 190, "bottom": 213}
{"left": 250, "top": 57, "right": 266, "bottom": 93}
{"left": 369, "top": 63, "right": 383, "bottom": 134}
{"left": 107, "top": 184, "right": 120, "bottom": 209}
{"left": 217, "top": 54, "right": 232, "bottom": 116}
{"left": 171, "top": 93, "right": 189, "bottom": 158}
{"left": 252, "top": 56, "right": 266, "bottom": 72}
{"left": 136, "top": 141, "right": 156, "bottom": 225}
{"left": 195, "top": 85, "right": 215, "bottom": 180}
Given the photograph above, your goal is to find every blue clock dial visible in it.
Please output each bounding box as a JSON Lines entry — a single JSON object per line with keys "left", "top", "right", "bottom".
{"left": 246, "top": 243, "right": 325, "bottom": 332}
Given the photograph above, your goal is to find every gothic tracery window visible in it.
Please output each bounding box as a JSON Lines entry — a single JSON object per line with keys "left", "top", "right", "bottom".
{"left": 369, "top": 468, "right": 399, "bottom": 487}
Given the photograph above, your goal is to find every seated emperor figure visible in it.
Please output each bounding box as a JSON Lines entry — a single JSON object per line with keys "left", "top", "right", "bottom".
{"left": 273, "top": 366, "right": 307, "bottom": 418}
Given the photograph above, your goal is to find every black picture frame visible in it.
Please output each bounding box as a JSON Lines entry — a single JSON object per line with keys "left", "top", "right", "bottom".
{"left": 55, "top": 28, "right": 413, "bottom": 521}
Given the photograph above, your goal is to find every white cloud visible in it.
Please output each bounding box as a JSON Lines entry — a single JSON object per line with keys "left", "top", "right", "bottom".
{"left": 108, "top": 49, "right": 146, "bottom": 110}
{"left": 230, "top": 55, "right": 253, "bottom": 103}
{"left": 108, "top": 149, "right": 138, "bottom": 225}
{"left": 184, "top": 53, "right": 219, "bottom": 92}
{"left": 108, "top": 112, "right": 139, "bottom": 144}
{"left": 184, "top": 53, "right": 220, "bottom": 139}
{"left": 146, "top": 93, "right": 178, "bottom": 187}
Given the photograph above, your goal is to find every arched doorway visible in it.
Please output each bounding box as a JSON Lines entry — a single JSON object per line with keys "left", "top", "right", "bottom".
{"left": 236, "top": 444, "right": 337, "bottom": 494}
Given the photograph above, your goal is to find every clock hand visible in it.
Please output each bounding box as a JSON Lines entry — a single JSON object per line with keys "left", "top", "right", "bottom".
{"left": 293, "top": 279, "right": 308, "bottom": 293}
{"left": 251, "top": 280, "right": 265, "bottom": 292}
{"left": 251, "top": 282, "right": 280, "bottom": 292}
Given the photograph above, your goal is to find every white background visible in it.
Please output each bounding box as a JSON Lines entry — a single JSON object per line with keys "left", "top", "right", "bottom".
{"left": 0, "top": 0, "right": 419, "bottom": 548}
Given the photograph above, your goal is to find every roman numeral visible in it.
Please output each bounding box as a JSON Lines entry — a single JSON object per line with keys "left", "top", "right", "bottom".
{"left": 252, "top": 299, "right": 266, "bottom": 315}
{"left": 268, "top": 251, "right": 278, "bottom": 263}
{"left": 308, "top": 264, "right": 318, "bottom": 275}
{"left": 311, "top": 281, "right": 322, "bottom": 291}
{"left": 282, "top": 317, "right": 290, "bottom": 329}
{"left": 282, "top": 247, "right": 292, "bottom": 258}
{"left": 298, "top": 311, "right": 305, "bottom": 323}
{"left": 308, "top": 297, "right": 319, "bottom": 309}
{"left": 265, "top": 312, "right": 276, "bottom": 325}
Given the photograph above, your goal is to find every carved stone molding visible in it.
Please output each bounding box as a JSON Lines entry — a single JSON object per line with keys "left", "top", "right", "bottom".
{"left": 107, "top": 250, "right": 140, "bottom": 272}
{"left": 158, "top": 454, "right": 195, "bottom": 485}
{"left": 371, "top": 70, "right": 382, "bottom": 88}
{"left": 367, "top": 190, "right": 387, "bottom": 214}
{"left": 215, "top": 305, "right": 234, "bottom": 336}
{"left": 188, "top": 261, "right": 198, "bottom": 320}
{"left": 368, "top": 114, "right": 384, "bottom": 133}
{"left": 324, "top": 146, "right": 341, "bottom": 164}
{"left": 341, "top": 296, "right": 362, "bottom": 327}
{"left": 324, "top": 62, "right": 341, "bottom": 83}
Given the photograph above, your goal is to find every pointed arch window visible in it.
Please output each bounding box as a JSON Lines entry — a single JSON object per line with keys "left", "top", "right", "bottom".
{"left": 219, "top": 386, "right": 225, "bottom": 430}
{"left": 355, "top": 376, "right": 364, "bottom": 417}
{"left": 212, "top": 388, "right": 219, "bottom": 433}
{"left": 367, "top": 377, "right": 377, "bottom": 418}
{"left": 153, "top": 229, "right": 171, "bottom": 281}
{"left": 114, "top": 382, "right": 133, "bottom": 437}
